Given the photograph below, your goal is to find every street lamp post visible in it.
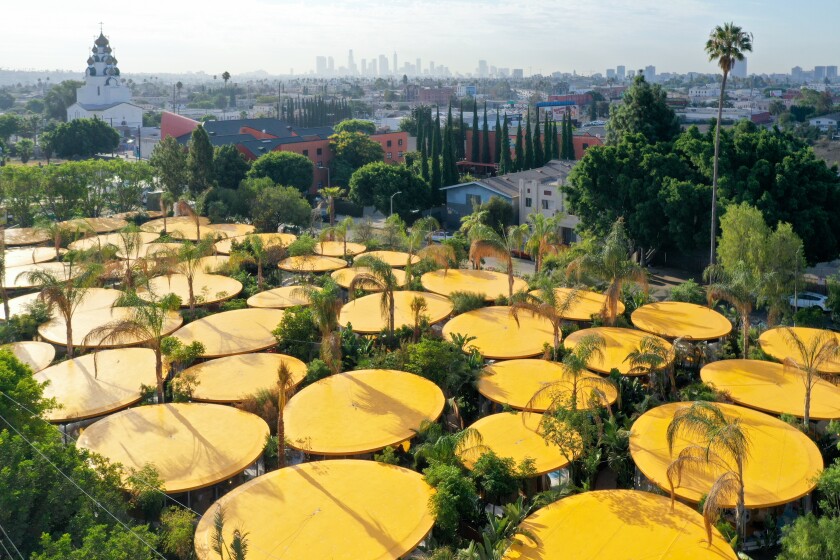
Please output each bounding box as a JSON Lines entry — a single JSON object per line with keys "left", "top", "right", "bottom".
{"left": 390, "top": 191, "right": 402, "bottom": 217}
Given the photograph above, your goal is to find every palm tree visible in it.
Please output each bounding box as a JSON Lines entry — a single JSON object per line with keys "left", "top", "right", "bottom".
{"left": 666, "top": 401, "right": 749, "bottom": 545}
{"left": 221, "top": 71, "right": 231, "bottom": 89}
{"left": 410, "top": 295, "right": 428, "bottom": 342}
{"left": 276, "top": 361, "right": 296, "bottom": 469}
{"left": 567, "top": 218, "right": 647, "bottom": 326}
{"left": 20, "top": 260, "right": 101, "bottom": 358}
{"left": 86, "top": 291, "right": 182, "bottom": 402}
{"left": 112, "top": 224, "right": 148, "bottom": 289}
{"left": 412, "top": 421, "right": 487, "bottom": 467}
{"left": 34, "top": 219, "right": 73, "bottom": 259}
{"left": 404, "top": 216, "right": 440, "bottom": 278}
{"left": 295, "top": 280, "right": 343, "bottom": 374}
{"left": 350, "top": 256, "right": 400, "bottom": 338}
{"left": 625, "top": 335, "right": 676, "bottom": 398}
{"left": 705, "top": 261, "right": 755, "bottom": 358}
{"left": 781, "top": 327, "right": 840, "bottom": 428}
{"left": 331, "top": 216, "right": 355, "bottom": 257}
{"left": 159, "top": 235, "right": 216, "bottom": 310}
{"left": 469, "top": 224, "right": 529, "bottom": 298}
{"left": 159, "top": 191, "right": 174, "bottom": 235}
{"left": 459, "top": 208, "right": 488, "bottom": 246}
{"left": 232, "top": 234, "right": 281, "bottom": 290}
{"left": 178, "top": 189, "right": 213, "bottom": 241}
{"left": 524, "top": 213, "right": 563, "bottom": 274}
{"left": 318, "top": 186, "right": 345, "bottom": 227}
{"left": 705, "top": 23, "right": 753, "bottom": 265}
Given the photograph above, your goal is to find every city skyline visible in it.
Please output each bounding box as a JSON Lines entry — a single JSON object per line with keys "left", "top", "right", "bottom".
{"left": 1, "top": 0, "right": 839, "bottom": 77}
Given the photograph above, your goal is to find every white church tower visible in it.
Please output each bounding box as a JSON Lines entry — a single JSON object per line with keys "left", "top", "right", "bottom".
{"left": 66, "top": 30, "right": 143, "bottom": 129}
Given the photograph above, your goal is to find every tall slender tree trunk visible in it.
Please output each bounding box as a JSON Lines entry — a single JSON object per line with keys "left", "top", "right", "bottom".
{"left": 257, "top": 261, "right": 264, "bottom": 290}
{"left": 277, "top": 410, "right": 286, "bottom": 469}
{"left": 65, "top": 321, "right": 75, "bottom": 359}
{"left": 188, "top": 281, "right": 195, "bottom": 311}
{"left": 741, "top": 311, "right": 749, "bottom": 358}
{"left": 389, "top": 293, "right": 396, "bottom": 338}
{"left": 155, "top": 351, "right": 165, "bottom": 403}
{"left": 804, "top": 381, "right": 812, "bottom": 428}
{"left": 710, "top": 72, "right": 728, "bottom": 267}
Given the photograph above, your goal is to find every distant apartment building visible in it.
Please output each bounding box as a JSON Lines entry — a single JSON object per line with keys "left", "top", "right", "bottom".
{"left": 606, "top": 69, "right": 616, "bottom": 79}
{"left": 809, "top": 112, "right": 840, "bottom": 131}
{"left": 688, "top": 87, "right": 718, "bottom": 99}
{"left": 512, "top": 69, "right": 524, "bottom": 79}
{"left": 455, "top": 85, "right": 477, "bottom": 97}
{"left": 616, "top": 65, "right": 626, "bottom": 81}
{"left": 418, "top": 87, "right": 454, "bottom": 105}
{"left": 731, "top": 57, "right": 747, "bottom": 79}
{"left": 644, "top": 65, "right": 656, "bottom": 82}
{"left": 815, "top": 66, "right": 827, "bottom": 81}
{"left": 828, "top": 66, "right": 838, "bottom": 81}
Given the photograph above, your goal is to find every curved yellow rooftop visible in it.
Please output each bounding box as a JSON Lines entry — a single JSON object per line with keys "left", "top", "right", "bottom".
{"left": 630, "top": 402, "right": 823, "bottom": 508}
{"left": 701, "top": 359, "right": 840, "bottom": 420}
{"left": 77, "top": 403, "right": 269, "bottom": 493}
{"left": 67, "top": 231, "right": 159, "bottom": 252}
{"left": 759, "top": 327, "right": 840, "bottom": 374}
{"left": 193, "top": 460, "right": 435, "bottom": 560}
{"left": 564, "top": 327, "right": 673, "bottom": 375}
{"left": 332, "top": 267, "right": 408, "bottom": 291}
{"left": 459, "top": 412, "right": 577, "bottom": 475}
{"left": 505, "top": 490, "right": 737, "bottom": 560}
{"left": 0, "top": 292, "right": 42, "bottom": 321}
{"left": 247, "top": 285, "right": 318, "bottom": 308}
{"left": 6, "top": 262, "right": 76, "bottom": 289}
{"left": 140, "top": 273, "right": 243, "bottom": 307}
{"left": 38, "top": 307, "right": 183, "bottom": 348}
{"left": 278, "top": 255, "right": 347, "bottom": 273}
{"left": 361, "top": 250, "right": 421, "bottom": 268}
{"left": 35, "top": 348, "right": 158, "bottom": 422}
{"left": 186, "top": 353, "right": 307, "bottom": 402}
{"left": 478, "top": 359, "right": 618, "bottom": 411}
{"left": 5, "top": 227, "right": 50, "bottom": 246}
{"left": 209, "top": 223, "right": 255, "bottom": 238}
{"left": 442, "top": 306, "right": 556, "bottom": 360}
{"left": 140, "top": 215, "right": 211, "bottom": 234}
{"left": 61, "top": 216, "right": 129, "bottom": 233}
{"left": 4, "top": 246, "right": 60, "bottom": 267}
{"left": 632, "top": 301, "right": 732, "bottom": 340}
{"left": 172, "top": 308, "right": 284, "bottom": 357}
{"left": 284, "top": 369, "right": 445, "bottom": 455}
{"left": 214, "top": 232, "right": 296, "bottom": 255}
{"left": 531, "top": 287, "right": 624, "bottom": 321}
{"left": 421, "top": 269, "right": 528, "bottom": 301}
{"left": 0, "top": 287, "right": 117, "bottom": 321}
{"left": 2, "top": 341, "right": 55, "bottom": 373}
{"left": 314, "top": 240, "right": 367, "bottom": 256}
{"left": 195, "top": 255, "right": 230, "bottom": 273}
{"left": 340, "top": 291, "right": 453, "bottom": 334}
{"left": 117, "top": 241, "right": 182, "bottom": 260}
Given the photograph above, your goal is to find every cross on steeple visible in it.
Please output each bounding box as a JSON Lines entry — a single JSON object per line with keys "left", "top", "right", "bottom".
{"left": 98, "top": 21, "right": 104, "bottom": 33}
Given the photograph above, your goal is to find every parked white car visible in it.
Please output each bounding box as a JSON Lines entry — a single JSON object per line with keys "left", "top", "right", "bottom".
{"left": 789, "top": 291, "right": 829, "bottom": 311}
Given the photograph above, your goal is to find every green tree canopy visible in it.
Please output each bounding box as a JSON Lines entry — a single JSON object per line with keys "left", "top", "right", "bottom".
{"left": 213, "top": 144, "right": 250, "bottom": 189}
{"left": 329, "top": 130, "right": 385, "bottom": 186}
{"left": 43, "top": 80, "right": 83, "bottom": 121}
{"left": 348, "top": 161, "right": 430, "bottom": 218}
{"left": 186, "top": 125, "right": 215, "bottom": 195}
{"left": 334, "top": 119, "right": 376, "bottom": 135}
{"left": 246, "top": 181, "right": 312, "bottom": 231}
{"left": 605, "top": 75, "right": 680, "bottom": 145}
{"left": 49, "top": 118, "right": 120, "bottom": 158}
{"left": 149, "top": 135, "right": 188, "bottom": 197}
{"left": 247, "top": 150, "right": 314, "bottom": 194}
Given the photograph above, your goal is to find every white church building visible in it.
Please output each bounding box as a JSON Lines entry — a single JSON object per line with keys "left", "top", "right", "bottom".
{"left": 66, "top": 31, "right": 143, "bottom": 129}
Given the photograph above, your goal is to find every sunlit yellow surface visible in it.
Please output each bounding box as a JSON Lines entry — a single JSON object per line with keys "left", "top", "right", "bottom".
{"left": 4, "top": 247, "right": 60, "bottom": 267}
{"left": 505, "top": 490, "right": 737, "bottom": 560}
{"left": 1, "top": 288, "right": 121, "bottom": 322}
{"left": 61, "top": 217, "right": 129, "bottom": 233}
{"left": 5, "top": 262, "right": 76, "bottom": 289}
{"left": 442, "top": 306, "right": 555, "bottom": 360}
{"left": 361, "top": 250, "right": 420, "bottom": 267}
{"left": 421, "top": 269, "right": 528, "bottom": 301}
{"left": 340, "top": 291, "right": 453, "bottom": 334}
{"left": 67, "top": 231, "right": 160, "bottom": 252}
{"left": 2, "top": 341, "right": 55, "bottom": 372}
{"left": 278, "top": 255, "right": 347, "bottom": 273}
{"left": 247, "top": 285, "right": 318, "bottom": 308}
{"left": 193, "top": 460, "right": 435, "bottom": 560}
{"left": 38, "top": 307, "right": 183, "bottom": 348}
{"left": 630, "top": 402, "right": 823, "bottom": 508}
{"left": 5, "top": 227, "right": 50, "bottom": 246}
{"left": 564, "top": 327, "right": 673, "bottom": 375}
{"left": 0, "top": 293, "right": 41, "bottom": 321}
{"left": 140, "top": 215, "right": 211, "bottom": 233}
{"left": 140, "top": 273, "right": 242, "bottom": 307}
{"left": 531, "top": 287, "right": 624, "bottom": 321}
{"left": 459, "top": 412, "right": 576, "bottom": 475}
{"left": 478, "top": 359, "right": 618, "bottom": 411}
{"left": 173, "top": 308, "right": 284, "bottom": 357}
{"left": 195, "top": 255, "right": 230, "bottom": 273}
{"left": 284, "top": 369, "right": 445, "bottom": 455}
{"left": 117, "top": 242, "right": 182, "bottom": 260}
{"left": 632, "top": 301, "right": 732, "bottom": 340}
{"left": 77, "top": 403, "right": 269, "bottom": 493}
{"left": 209, "top": 223, "right": 256, "bottom": 238}
{"left": 759, "top": 327, "right": 840, "bottom": 374}
{"left": 186, "top": 353, "right": 307, "bottom": 402}
{"left": 331, "top": 267, "right": 407, "bottom": 290}
{"left": 701, "top": 359, "right": 840, "bottom": 420}
{"left": 35, "top": 348, "right": 158, "bottom": 422}
{"left": 313, "top": 240, "right": 367, "bottom": 256}
{"left": 214, "top": 232, "right": 296, "bottom": 255}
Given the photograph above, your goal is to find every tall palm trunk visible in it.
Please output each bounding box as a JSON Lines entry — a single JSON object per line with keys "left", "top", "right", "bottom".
{"left": 65, "top": 321, "right": 75, "bottom": 358}
{"left": 736, "top": 466, "right": 746, "bottom": 544}
{"left": 257, "top": 260, "right": 264, "bottom": 290}
{"left": 804, "top": 385, "right": 812, "bottom": 428}
{"left": 710, "top": 72, "right": 728, "bottom": 266}
{"left": 388, "top": 292, "right": 396, "bottom": 337}
{"left": 277, "top": 410, "right": 286, "bottom": 469}
{"left": 740, "top": 310, "right": 749, "bottom": 358}
{"left": 188, "top": 281, "right": 195, "bottom": 311}
{"left": 154, "top": 350, "right": 165, "bottom": 403}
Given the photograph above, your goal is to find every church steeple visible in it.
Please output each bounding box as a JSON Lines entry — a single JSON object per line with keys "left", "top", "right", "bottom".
{"left": 77, "top": 27, "right": 130, "bottom": 106}
{"left": 86, "top": 28, "right": 121, "bottom": 81}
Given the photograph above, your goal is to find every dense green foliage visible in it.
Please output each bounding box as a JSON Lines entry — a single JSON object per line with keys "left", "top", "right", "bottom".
{"left": 348, "top": 161, "right": 430, "bottom": 218}
{"left": 329, "top": 130, "right": 385, "bottom": 186}
{"left": 49, "top": 118, "right": 120, "bottom": 158}
{"left": 247, "top": 151, "right": 314, "bottom": 194}
{"left": 605, "top": 75, "right": 680, "bottom": 145}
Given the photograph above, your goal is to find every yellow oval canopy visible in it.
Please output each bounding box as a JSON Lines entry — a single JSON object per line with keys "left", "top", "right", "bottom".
{"left": 701, "top": 359, "right": 840, "bottom": 420}
{"left": 117, "top": 241, "right": 182, "bottom": 260}
{"left": 4, "top": 247, "right": 60, "bottom": 267}
{"left": 0, "top": 293, "right": 41, "bottom": 321}
{"left": 459, "top": 412, "right": 577, "bottom": 475}
{"left": 2, "top": 288, "right": 121, "bottom": 321}
{"left": 564, "top": 327, "right": 673, "bottom": 375}
{"left": 172, "top": 308, "right": 284, "bottom": 357}
{"left": 442, "top": 306, "right": 556, "bottom": 360}
{"left": 214, "top": 232, "right": 296, "bottom": 255}
{"left": 2, "top": 341, "right": 55, "bottom": 373}
{"left": 278, "top": 255, "right": 347, "bottom": 273}
{"left": 759, "top": 327, "right": 840, "bottom": 374}
{"left": 38, "top": 307, "right": 183, "bottom": 348}
{"left": 331, "top": 267, "right": 408, "bottom": 291}
{"left": 421, "top": 269, "right": 528, "bottom": 301}
{"left": 630, "top": 402, "right": 823, "bottom": 508}
{"left": 478, "top": 359, "right": 618, "bottom": 411}
{"left": 5, "top": 262, "right": 76, "bottom": 289}
{"left": 339, "top": 291, "right": 453, "bottom": 334}
{"left": 61, "top": 217, "right": 128, "bottom": 233}
{"left": 141, "top": 216, "right": 211, "bottom": 233}
{"left": 504, "top": 490, "right": 737, "bottom": 560}
{"left": 284, "top": 369, "right": 445, "bottom": 455}
{"left": 193, "top": 460, "right": 435, "bottom": 560}
{"left": 247, "top": 285, "right": 318, "bottom": 308}
{"left": 361, "top": 250, "right": 420, "bottom": 267}
{"left": 67, "top": 231, "right": 160, "bottom": 252}
{"left": 632, "top": 301, "right": 732, "bottom": 340}
{"left": 186, "top": 353, "right": 307, "bottom": 402}
{"left": 35, "top": 348, "right": 158, "bottom": 422}
{"left": 140, "top": 273, "right": 242, "bottom": 307}
{"left": 209, "top": 223, "right": 255, "bottom": 238}
{"left": 313, "top": 240, "right": 367, "bottom": 256}
{"left": 77, "top": 403, "right": 269, "bottom": 493}
{"left": 5, "top": 227, "right": 50, "bottom": 246}
{"left": 530, "top": 287, "right": 624, "bottom": 322}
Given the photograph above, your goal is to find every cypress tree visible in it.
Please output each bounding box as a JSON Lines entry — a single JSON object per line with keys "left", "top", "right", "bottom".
{"left": 552, "top": 121, "right": 560, "bottom": 160}
{"left": 565, "top": 112, "right": 575, "bottom": 159}
{"left": 471, "top": 99, "right": 480, "bottom": 162}
{"left": 543, "top": 116, "right": 552, "bottom": 164}
{"left": 431, "top": 109, "right": 442, "bottom": 189}
{"left": 416, "top": 106, "right": 425, "bottom": 155}
{"left": 501, "top": 118, "right": 512, "bottom": 174}
{"left": 187, "top": 125, "right": 214, "bottom": 196}
{"left": 481, "top": 102, "right": 490, "bottom": 164}
{"left": 443, "top": 103, "right": 458, "bottom": 188}
{"left": 494, "top": 112, "right": 502, "bottom": 165}
{"left": 533, "top": 111, "right": 543, "bottom": 168}
{"left": 420, "top": 113, "right": 430, "bottom": 183}
{"left": 524, "top": 110, "right": 533, "bottom": 170}
{"left": 513, "top": 121, "right": 524, "bottom": 172}
{"left": 458, "top": 101, "right": 466, "bottom": 160}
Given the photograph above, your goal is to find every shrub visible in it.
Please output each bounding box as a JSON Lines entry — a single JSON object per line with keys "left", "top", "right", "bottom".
{"left": 668, "top": 279, "right": 706, "bottom": 304}
{"left": 448, "top": 291, "right": 486, "bottom": 315}
{"left": 273, "top": 306, "right": 319, "bottom": 361}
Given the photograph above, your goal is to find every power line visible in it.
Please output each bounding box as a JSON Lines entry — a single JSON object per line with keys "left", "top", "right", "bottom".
{"left": 0, "top": 521, "right": 24, "bottom": 560}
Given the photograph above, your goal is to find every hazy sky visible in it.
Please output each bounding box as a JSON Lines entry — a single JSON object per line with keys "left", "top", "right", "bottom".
{"left": 2, "top": 0, "right": 838, "bottom": 77}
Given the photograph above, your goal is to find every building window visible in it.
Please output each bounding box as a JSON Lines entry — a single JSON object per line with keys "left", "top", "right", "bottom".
{"left": 398, "top": 151, "right": 403, "bottom": 158}
{"left": 398, "top": 139, "right": 403, "bottom": 146}
{"left": 582, "top": 143, "right": 589, "bottom": 151}
{"left": 316, "top": 148, "right": 322, "bottom": 155}
{"left": 387, "top": 152, "right": 392, "bottom": 159}
{"left": 541, "top": 200, "right": 550, "bottom": 210}
{"left": 527, "top": 188, "right": 531, "bottom": 194}
{"left": 543, "top": 190, "right": 551, "bottom": 196}
{"left": 525, "top": 197, "right": 532, "bottom": 208}
{"left": 317, "top": 181, "right": 323, "bottom": 188}
{"left": 303, "top": 149, "right": 309, "bottom": 156}
{"left": 317, "top": 161, "right": 323, "bottom": 167}
{"left": 387, "top": 140, "right": 392, "bottom": 147}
